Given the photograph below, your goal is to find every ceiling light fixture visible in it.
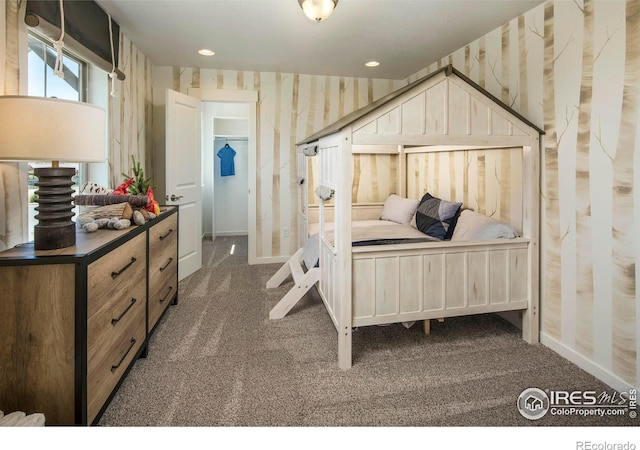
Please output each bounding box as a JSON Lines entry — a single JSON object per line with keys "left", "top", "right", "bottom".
{"left": 365, "top": 61, "right": 380, "bottom": 67}
{"left": 298, "top": 0, "right": 338, "bottom": 22}
{"left": 198, "top": 49, "right": 215, "bottom": 56}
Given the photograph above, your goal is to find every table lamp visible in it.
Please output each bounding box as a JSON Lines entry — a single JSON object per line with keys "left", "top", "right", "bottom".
{"left": 0, "top": 96, "right": 106, "bottom": 250}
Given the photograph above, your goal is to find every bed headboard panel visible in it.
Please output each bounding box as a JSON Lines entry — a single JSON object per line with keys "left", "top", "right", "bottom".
{"left": 405, "top": 146, "right": 524, "bottom": 234}
{"left": 305, "top": 145, "right": 525, "bottom": 235}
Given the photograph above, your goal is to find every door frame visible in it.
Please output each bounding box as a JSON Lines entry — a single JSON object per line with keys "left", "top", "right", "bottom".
{"left": 188, "top": 88, "right": 259, "bottom": 265}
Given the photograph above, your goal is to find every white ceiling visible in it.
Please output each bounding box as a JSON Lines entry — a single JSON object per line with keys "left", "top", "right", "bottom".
{"left": 95, "top": 0, "right": 544, "bottom": 80}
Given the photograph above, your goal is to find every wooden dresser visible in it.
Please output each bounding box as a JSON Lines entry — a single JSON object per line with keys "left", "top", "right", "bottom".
{"left": 0, "top": 206, "right": 178, "bottom": 425}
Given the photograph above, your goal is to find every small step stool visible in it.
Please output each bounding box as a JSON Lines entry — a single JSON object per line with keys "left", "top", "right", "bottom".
{"left": 266, "top": 248, "right": 320, "bottom": 319}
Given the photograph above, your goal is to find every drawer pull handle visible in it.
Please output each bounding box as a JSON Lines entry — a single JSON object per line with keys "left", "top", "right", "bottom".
{"left": 111, "top": 257, "right": 137, "bottom": 279}
{"left": 111, "top": 338, "right": 137, "bottom": 372}
{"left": 111, "top": 298, "right": 137, "bottom": 325}
{"left": 159, "top": 257, "right": 174, "bottom": 272}
{"left": 159, "top": 286, "right": 174, "bottom": 304}
{"left": 159, "top": 229, "right": 174, "bottom": 241}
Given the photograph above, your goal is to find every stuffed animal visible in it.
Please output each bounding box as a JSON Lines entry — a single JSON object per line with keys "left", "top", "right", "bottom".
{"left": 132, "top": 210, "right": 146, "bottom": 225}
{"left": 78, "top": 216, "right": 131, "bottom": 233}
{"left": 145, "top": 186, "right": 160, "bottom": 216}
{"left": 80, "top": 181, "right": 113, "bottom": 195}
{"left": 76, "top": 174, "right": 160, "bottom": 233}
{"left": 113, "top": 178, "right": 134, "bottom": 195}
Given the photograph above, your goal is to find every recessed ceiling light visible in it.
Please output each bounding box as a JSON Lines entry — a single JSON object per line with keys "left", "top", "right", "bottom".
{"left": 198, "top": 49, "right": 215, "bottom": 56}
{"left": 365, "top": 61, "right": 380, "bottom": 67}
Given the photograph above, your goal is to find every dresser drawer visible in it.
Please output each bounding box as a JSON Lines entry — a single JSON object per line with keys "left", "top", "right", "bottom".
{"left": 149, "top": 213, "right": 178, "bottom": 254}
{"left": 148, "top": 261, "right": 177, "bottom": 329}
{"left": 87, "top": 232, "right": 147, "bottom": 319}
{"left": 87, "top": 277, "right": 146, "bottom": 356}
{"left": 86, "top": 294, "right": 145, "bottom": 424}
{"left": 148, "top": 214, "right": 178, "bottom": 329}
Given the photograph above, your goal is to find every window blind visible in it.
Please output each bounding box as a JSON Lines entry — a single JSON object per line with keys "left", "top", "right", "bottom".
{"left": 25, "top": 0, "right": 125, "bottom": 80}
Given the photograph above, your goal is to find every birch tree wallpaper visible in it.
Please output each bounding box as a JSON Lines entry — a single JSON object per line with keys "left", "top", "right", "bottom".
{"left": 108, "top": 33, "right": 154, "bottom": 190}
{"left": 408, "top": 0, "right": 638, "bottom": 389}
{"left": 0, "top": 0, "right": 28, "bottom": 252}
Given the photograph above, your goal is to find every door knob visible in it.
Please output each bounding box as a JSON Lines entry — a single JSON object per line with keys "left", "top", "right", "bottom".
{"left": 169, "top": 194, "right": 184, "bottom": 201}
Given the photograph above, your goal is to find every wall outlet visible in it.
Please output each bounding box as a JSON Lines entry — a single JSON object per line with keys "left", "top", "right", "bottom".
{"left": 282, "top": 227, "right": 289, "bottom": 238}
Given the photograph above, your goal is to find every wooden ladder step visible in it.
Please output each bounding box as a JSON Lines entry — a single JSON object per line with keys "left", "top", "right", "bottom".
{"left": 288, "top": 258, "right": 304, "bottom": 285}
{"left": 269, "top": 268, "right": 320, "bottom": 320}
{"left": 266, "top": 248, "right": 303, "bottom": 289}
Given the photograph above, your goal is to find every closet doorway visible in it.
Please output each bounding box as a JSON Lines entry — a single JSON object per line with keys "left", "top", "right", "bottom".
{"left": 188, "top": 87, "right": 257, "bottom": 264}
{"left": 202, "top": 102, "right": 249, "bottom": 242}
{"left": 213, "top": 135, "right": 248, "bottom": 236}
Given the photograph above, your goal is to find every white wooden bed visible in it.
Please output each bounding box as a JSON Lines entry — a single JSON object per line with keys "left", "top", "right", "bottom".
{"left": 268, "top": 65, "right": 543, "bottom": 370}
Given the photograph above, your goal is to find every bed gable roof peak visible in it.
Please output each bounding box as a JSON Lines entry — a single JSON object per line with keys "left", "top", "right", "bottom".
{"left": 446, "top": 65, "right": 544, "bottom": 135}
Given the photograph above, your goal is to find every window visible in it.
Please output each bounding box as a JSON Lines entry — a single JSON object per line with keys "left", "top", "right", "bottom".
{"left": 27, "top": 32, "right": 88, "bottom": 240}
{"left": 27, "top": 33, "right": 85, "bottom": 100}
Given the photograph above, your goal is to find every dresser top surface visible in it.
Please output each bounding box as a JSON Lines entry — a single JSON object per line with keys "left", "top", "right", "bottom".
{"left": 0, "top": 206, "right": 177, "bottom": 262}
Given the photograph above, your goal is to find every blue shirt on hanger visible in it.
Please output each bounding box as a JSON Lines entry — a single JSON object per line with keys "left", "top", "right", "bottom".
{"left": 217, "top": 143, "right": 236, "bottom": 177}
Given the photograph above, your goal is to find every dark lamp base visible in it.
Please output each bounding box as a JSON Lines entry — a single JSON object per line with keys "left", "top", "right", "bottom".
{"left": 33, "top": 167, "right": 77, "bottom": 251}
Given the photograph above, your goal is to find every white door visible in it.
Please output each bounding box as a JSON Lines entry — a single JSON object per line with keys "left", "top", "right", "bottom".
{"left": 165, "top": 89, "right": 202, "bottom": 281}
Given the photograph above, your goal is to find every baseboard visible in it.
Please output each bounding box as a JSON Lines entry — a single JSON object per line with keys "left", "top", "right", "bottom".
{"left": 540, "top": 332, "right": 635, "bottom": 393}
{"left": 251, "top": 255, "right": 289, "bottom": 265}
{"left": 215, "top": 231, "right": 248, "bottom": 237}
{"left": 202, "top": 232, "right": 248, "bottom": 239}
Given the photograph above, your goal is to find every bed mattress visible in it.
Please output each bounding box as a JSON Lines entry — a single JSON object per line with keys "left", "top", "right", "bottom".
{"left": 304, "top": 220, "right": 438, "bottom": 268}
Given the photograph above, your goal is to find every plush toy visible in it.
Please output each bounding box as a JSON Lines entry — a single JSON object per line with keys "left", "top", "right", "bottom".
{"left": 113, "top": 177, "right": 134, "bottom": 195}
{"left": 132, "top": 210, "right": 146, "bottom": 226}
{"left": 78, "top": 216, "right": 131, "bottom": 233}
{"left": 76, "top": 172, "right": 160, "bottom": 233}
{"left": 108, "top": 218, "right": 131, "bottom": 230}
{"left": 145, "top": 186, "right": 160, "bottom": 216}
{"left": 80, "top": 181, "right": 113, "bottom": 195}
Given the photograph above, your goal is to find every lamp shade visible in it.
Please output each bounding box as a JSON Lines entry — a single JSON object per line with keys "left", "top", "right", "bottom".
{"left": 0, "top": 96, "right": 105, "bottom": 163}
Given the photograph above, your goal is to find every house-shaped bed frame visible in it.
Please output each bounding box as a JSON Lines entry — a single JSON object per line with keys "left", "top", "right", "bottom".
{"left": 268, "top": 65, "right": 543, "bottom": 370}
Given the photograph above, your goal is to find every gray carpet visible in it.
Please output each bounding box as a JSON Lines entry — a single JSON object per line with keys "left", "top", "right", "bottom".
{"left": 98, "top": 236, "right": 635, "bottom": 427}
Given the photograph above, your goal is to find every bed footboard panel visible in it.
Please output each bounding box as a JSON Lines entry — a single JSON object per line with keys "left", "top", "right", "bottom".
{"left": 352, "top": 241, "right": 530, "bottom": 327}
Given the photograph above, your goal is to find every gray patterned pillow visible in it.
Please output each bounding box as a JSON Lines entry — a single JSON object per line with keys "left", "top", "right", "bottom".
{"left": 415, "top": 193, "right": 462, "bottom": 240}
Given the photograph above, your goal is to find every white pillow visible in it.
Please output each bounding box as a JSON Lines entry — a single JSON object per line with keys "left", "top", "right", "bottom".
{"left": 380, "top": 195, "right": 419, "bottom": 225}
{"left": 451, "top": 209, "right": 519, "bottom": 240}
